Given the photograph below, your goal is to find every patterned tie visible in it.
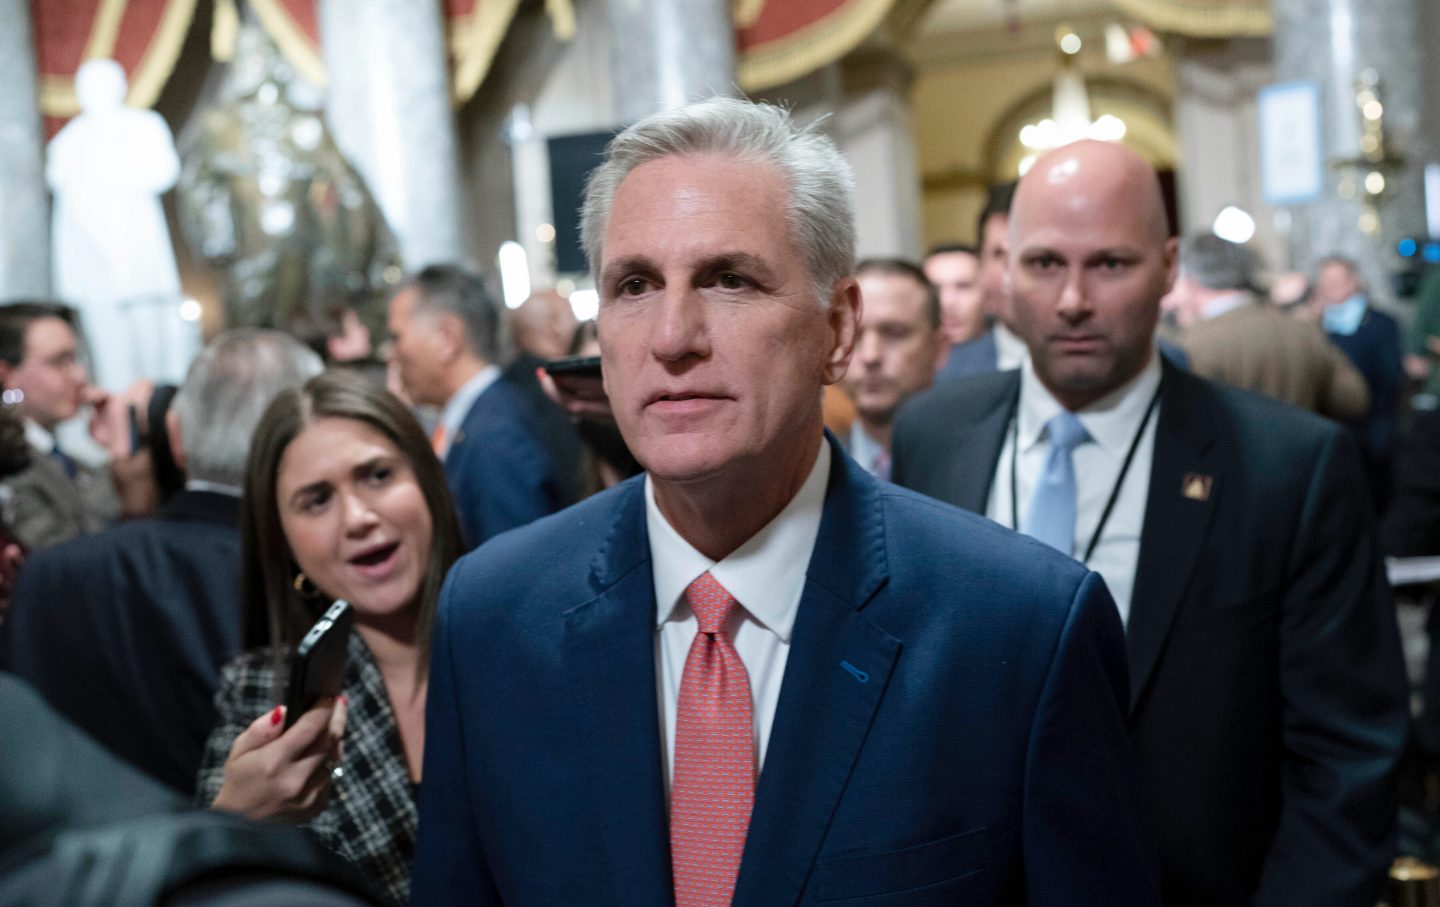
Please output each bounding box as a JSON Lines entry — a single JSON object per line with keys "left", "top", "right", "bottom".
{"left": 671, "top": 572, "right": 755, "bottom": 907}
{"left": 1021, "top": 411, "right": 1089, "bottom": 556}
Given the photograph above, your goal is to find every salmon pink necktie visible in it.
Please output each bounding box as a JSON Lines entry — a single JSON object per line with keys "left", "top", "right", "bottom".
{"left": 670, "top": 571, "right": 755, "bottom": 907}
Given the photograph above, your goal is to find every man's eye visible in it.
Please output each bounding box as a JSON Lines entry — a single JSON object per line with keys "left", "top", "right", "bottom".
{"left": 1028, "top": 255, "right": 1060, "bottom": 271}
{"left": 717, "top": 272, "right": 749, "bottom": 290}
{"left": 1098, "top": 257, "right": 1130, "bottom": 271}
{"left": 620, "top": 278, "right": 649, "bottom": 296}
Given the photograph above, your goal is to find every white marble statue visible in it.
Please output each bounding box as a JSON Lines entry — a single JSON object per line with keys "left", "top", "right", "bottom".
{"left": 47, "top": 59, "right": 198, "bottom": 391}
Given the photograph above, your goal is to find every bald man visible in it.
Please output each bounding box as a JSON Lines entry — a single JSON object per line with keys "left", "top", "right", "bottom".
{"left": 892, "top": 140, "right": 1407, "bottom": 906}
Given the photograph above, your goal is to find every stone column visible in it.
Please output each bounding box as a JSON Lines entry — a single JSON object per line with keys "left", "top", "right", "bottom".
{"left": 318, "top": 0, "right": 466, "bottom": 269}
{"left": 1171, "top": 38, "right": 1276, "bottom": 263}
{"left": 603, "top": 0, "right": 736, "bottom": 122}
{"left": 1272, "top": 0, "right": 1427, "bottom": 298}
{"left": 835, "top": 51, "right": 924, "bottom": 259}
{"left": 0, "top": 0, "right": 51, "bottom": 297}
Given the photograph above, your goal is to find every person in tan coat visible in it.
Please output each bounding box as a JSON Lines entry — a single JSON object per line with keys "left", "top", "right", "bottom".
{"left": 1165, "top": 234, "right": 1368, "bottom": 420}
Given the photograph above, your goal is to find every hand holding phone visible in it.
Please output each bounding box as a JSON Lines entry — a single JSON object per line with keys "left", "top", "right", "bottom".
{"left": 284, "top": 600, "right": 353, "bottom": 729}
{"left": 539, "top": 356, "right": 613, "bottom": 425}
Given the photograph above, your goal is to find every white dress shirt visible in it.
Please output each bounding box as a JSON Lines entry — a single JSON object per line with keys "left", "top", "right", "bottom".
{"left": 24, "top": 418, "right": 56, "bottom": 456}
{"left": 986, "top": 354, "right": 1161, "bottom": 625}
{"left": 846, "top": 421, "right": 887, "bottom": 478}
{"left": 648, "top": 441, "right": 830, "bottom": 791}
{"left": 435, "top": 364, "right": 500, "bottom": 459}
{"left": 993, "top": 322, "right": 1029, "bottom": 371}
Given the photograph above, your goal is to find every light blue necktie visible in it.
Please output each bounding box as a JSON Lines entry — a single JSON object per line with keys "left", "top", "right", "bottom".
{"left": 1021, "top": 411, "right": 1089, "bottom": 556}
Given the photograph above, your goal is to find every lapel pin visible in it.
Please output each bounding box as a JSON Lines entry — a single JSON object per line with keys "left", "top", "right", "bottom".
{"left": 1181, "top": 473, "right": 1212, "bottom": 502}
{"left": 839, "top": 660, "right": 869, "bottom": 684}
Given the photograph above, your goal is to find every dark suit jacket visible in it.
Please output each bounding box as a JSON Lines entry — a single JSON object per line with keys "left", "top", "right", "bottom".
{"left": 412, "top": 438, "right": 1160, "bottom": 905}
{"left": 891, "top": 363, "right": 1408, "bottom": 906}
{"left": 444, "top": 376, "right": 567, "bottom": 549}
{"left": 0, "top": 674, "right": 382, "bottom": 906}
{"left": 1384, "top": 408, "right": 1440, "bottom": 557}
{"left": 936, "top": 329, "right": 999, "bottom": 382}
{"left": 502, "top": 352, "right": 584, "bottom": 507}
{"left": 0, "top": 490, "right": 242, "bottom": 793}
{"left": 1328, "top": 307, "right": 1405, "bottom": 508}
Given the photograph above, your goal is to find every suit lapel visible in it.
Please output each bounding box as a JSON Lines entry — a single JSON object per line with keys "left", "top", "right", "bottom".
{"left": 732, "top": 443, "right": 902, "bottom": 907}
{"left": 944, "top": 373, "right": 1019, "bottom": 513}
{"left": 563, "top": 482, "right": 674, "bottom": 905}
{"left": 1126, "top": 365, "right": 1221, "bottom": 709}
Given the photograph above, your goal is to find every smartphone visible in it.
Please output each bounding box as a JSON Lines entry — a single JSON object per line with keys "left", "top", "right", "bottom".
{"left": 282, "top": 600, "right": 353, "bottom": 730}
{"left": 543, "top": 355, "right": 603, "bottom": 379}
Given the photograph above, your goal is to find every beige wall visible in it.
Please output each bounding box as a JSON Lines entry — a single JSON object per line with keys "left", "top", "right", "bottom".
{"left": 912, "top": 50, "right": 1175, "bottom": 248}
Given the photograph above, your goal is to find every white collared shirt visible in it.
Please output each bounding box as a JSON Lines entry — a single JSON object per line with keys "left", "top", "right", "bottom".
{"left": 986, "top": 353, "right": 1162, "bottom": 624}
{"left": 847, "top": 421, "right": 887, "bottom": 478}
{"left": 993, "top": 322, "right": 1029, "bottom": 371}
{"left": 648, "top": 441, "right": 830, "bottom": 790}
{"left": 24, "top": 418, "right": 55, "bottom": 455}
{"left": 435, "top": 365, "right": 500, "bottom": 459}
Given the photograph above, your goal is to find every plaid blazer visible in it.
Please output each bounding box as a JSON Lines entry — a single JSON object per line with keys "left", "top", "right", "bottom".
{"left": 197, "top": 632, "right": 418, "bottom": 907}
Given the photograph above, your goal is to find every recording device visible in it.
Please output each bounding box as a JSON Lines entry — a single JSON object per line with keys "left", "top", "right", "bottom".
{"left": 283, "top": 600, "right": 353, "bottom": 730}
{"left": 543, "top": 354, "right": 602, "bottom": 379}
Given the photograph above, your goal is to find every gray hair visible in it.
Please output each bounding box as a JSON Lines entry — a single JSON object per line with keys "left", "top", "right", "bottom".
{"left": 172, "top": 330, "right": 323, "bottom": 486}
{"left": 580, "top": 97, "right": 857, "bottom": 306}
{"left": 1179, "top": 233, "right": 1261, "bottom": 293}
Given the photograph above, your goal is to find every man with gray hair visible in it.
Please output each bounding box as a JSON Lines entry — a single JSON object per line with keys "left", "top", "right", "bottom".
{"left": 414, "top": 98, "right": 1157, "bottom": 905}
{"left": 387, "top": 263, "right": 569, "bottom": 548}
{"left": 0, "top": 329, "right": 321, "bottom": 794}
{"left": 1164, "top": 233, "right": 1368, "bottom": 419}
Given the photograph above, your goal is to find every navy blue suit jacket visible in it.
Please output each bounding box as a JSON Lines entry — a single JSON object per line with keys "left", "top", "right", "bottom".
{"left": 891, "top": 362, "right": 1408, "bottom": 906}
{"left": 0, "top": 490, "right": 242, "bottom": 793}
{"left": 444, "top": 376, "right": 568, "bottom": 549}
{"left": 412, "top": 438, "right": 1160, "bottom": 905}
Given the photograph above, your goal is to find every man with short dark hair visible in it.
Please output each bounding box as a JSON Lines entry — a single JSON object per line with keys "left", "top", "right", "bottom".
{"left": 413, "top": 98, "right": 1158, "bottom": 906}
{"left": 0, "top": 330, "right": 322, "bottom": 793}
{"left": 1165, "top": 233, "right": 1368, "bottom": 419}
{"left": 387, "top": 265, "right": 568, "bottom": 547}
{"left": 840, "top": 258, "right": 945, "bottom": 478}
{"left": 0, "top": 301, "right": 119, "bottom": 549}
{"left": 893, "top": 140, "right": 1407, "bottom": 905}
{"left": 922, "top": 243, "right": 986, "bottom": 372}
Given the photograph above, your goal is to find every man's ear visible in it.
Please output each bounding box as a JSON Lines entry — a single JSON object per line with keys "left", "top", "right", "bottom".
{"left": 820, "top": 277, "right": 862, "bottom": 386}
{"left": 166, "top": 407, "right": 187, "bottom": 472}
{"left": 433, "top": 313, "right": 467, "bottom": 364}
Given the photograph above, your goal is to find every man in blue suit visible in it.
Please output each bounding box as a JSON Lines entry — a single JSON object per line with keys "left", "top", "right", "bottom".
{"left": 387, "top": 264, "right": 569, "bottom": 548}
{"left": 412, "top": 98, "right": 1159, "bottom": 905}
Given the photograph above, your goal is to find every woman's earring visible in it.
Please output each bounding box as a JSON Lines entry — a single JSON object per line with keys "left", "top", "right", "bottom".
{"left": 293, "top": 571, "right": 321, "bottom": 599}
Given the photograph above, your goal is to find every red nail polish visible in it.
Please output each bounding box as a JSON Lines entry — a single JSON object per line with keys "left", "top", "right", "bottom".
{"left": 270, "top": 706, "right": 283, "bottom": 726}
{"left": 338, "top": 695, "right": 348, "bottom": 706}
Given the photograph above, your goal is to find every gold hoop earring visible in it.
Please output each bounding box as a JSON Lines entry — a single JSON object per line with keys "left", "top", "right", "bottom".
{"left": 293, "top": 571, "right": 321, "bottom": 599}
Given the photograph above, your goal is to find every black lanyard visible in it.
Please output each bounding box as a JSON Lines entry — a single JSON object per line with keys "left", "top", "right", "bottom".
{"left": 1009, "top": 380, "right": 1163, "bottom": 565}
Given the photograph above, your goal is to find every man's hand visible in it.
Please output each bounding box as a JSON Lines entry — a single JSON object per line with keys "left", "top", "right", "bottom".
{"left": 88, "top": 381, "right": 159, "bottom": 518}
{"left": 537, "top": 367, "right": 614, "bottom": 425}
